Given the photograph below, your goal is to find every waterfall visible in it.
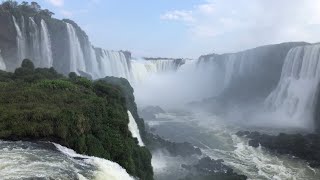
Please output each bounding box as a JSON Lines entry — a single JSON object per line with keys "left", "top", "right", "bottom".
{"left": 129, "top": 58, "right": 186, "bottom": 83}
{"left": 40, "top": 19, "right": 53, "bottom": 68}
{"left": 65, "top": 23, "right": 86, "bottom": 74}
{"left": 265, "top": 44, "right": 320, "bottom": 128}
{"left": 127, "top": 111, "right": 144, "bottom": 146}
{"left": 28, "top": 17, "right": 41, "bottom": 67}
{"left": 0, "top": 50, "right": 6, "bottom": 71}
{"left": 98, "top": 50, "right": 131, "bottom": 79}
{"left": 146, "top": 59, "right": 184, "bottom": 73}
{"left": 12, "top": 16, "right": 27, "bottom": 63}
{"left": 83, "top": 39, "right": 100, "bottom": 79}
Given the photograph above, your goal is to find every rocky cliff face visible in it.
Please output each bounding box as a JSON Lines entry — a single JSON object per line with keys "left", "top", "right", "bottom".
{"left": 0, "top": 2, "right": 131, "bottom": 78}
{"left": 198, "top": 42, "right": 309, "bottom": 104}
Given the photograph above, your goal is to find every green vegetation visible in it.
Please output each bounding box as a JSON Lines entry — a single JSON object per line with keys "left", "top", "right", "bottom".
{"left": 0, "top": 1, "right": 54, "bottom": 18}
{"left": 0, "top": 59, "right": 153, "bottom": 180}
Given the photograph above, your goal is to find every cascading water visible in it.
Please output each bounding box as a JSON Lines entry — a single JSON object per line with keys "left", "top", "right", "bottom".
{"left": 128, "top": 111, "right": 144, "bottom": 146}
{"left": 129, "top": 58, "right": 186, "bottom": 84}
{"left": 265, "top": 44, "right": 320, "bottom": 129}
{"left": 40, "top": 19, "right": 53, "bottom": 68}
{"left": 146, "top": 59, "right": 184, "bottom": 73}
{"left": 65, "top": 23, "right": 86, "bottom": 74}
{"left": 83, "top": 40, "right": 100, "bottom": 79}
{"left": 0, "top": 141, "right": 134, "bottom": 180}
{"left": 12, "top": 16, "right": 27, "bottom": 63}
{"left": 97, "top": 50, "right": 131, "bottom": 79}
{"left": 0, "top": 50, "right": 6, "bottom": 71}
{"left": 28, "top": 17, "right": 41, "bottom": 67}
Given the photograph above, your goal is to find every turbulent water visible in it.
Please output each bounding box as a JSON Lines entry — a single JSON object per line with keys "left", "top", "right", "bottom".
{"left": 128, "top": 111, "right": 145, "bottom": 146}
{"left": 0, "top": 141, "right": 133, "bottom": 180}
{"left": 146, "top": 110, "right": 320, "bottom": 180}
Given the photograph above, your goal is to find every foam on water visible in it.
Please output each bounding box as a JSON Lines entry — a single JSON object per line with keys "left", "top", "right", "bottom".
{"left": 55, "top": 143, "right": 135, "bottom": 180}
{"left": 0, "top": 141, "right": 134, "bottom": 180}
{"left": 146, "top": 111, "right": 320, "bottom": 180}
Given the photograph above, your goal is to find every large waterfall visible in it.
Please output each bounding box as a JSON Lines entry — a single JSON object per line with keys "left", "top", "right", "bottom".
{"left": 12, "top": 16, "right": 27, "bottom": 64}
{"left": 65, "top": 23, "right": 87, "bottom": 74}
{"left": 265, "top": 44, "right": 320, "bottom": 128}
{"left": 13, "top": 16, "right": 53, "bottom": 68}
{"left": 40, "top": 19, "right": 53, "bottom": 68}
{"left": 127, "top": 111, "right": 144, "bottom": 146}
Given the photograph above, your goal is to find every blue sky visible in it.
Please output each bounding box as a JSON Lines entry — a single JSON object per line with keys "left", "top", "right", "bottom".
{"left": 16, "top": 0, "right": 320, "bottom": 58}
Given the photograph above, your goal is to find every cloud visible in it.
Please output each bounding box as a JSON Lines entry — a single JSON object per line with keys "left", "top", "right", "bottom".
{"left": 160, "top": 10, "right": 194, "bottom": 23}
{"left": 160, "top": 0, "right": 320, "bottom": 54}
{"left": 46, "top": 0, "right": 64, "bottom": 7}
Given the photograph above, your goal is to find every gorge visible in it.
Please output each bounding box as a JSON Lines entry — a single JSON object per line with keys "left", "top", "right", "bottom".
{"left": 1, "top": 1, "right": 320, "bottom": 180}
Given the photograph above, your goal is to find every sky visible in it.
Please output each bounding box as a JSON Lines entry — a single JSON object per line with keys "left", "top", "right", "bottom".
{"left": 15, "top": 0, "right": 320, "bottom": 58}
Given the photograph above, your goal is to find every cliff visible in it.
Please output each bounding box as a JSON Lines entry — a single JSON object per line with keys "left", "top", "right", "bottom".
{"left": 198, "top": 42, "right": 309, "bottom": 104}
{"left": 0, "top": 59, "right": 153, "bottom": 180}
{"left": 0, "top": 1, "right": 131, "bottom": 79}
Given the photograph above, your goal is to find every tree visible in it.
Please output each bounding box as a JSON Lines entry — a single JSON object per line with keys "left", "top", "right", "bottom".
{"left": 30, "top": 2, "right": 40, "bottom": 12}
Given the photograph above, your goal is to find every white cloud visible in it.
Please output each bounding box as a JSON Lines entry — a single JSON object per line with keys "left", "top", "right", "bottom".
{"left": 160, "top": 10, "right": 194, "bottom": 23}
{"left": 197, "top": 3, "right": 215, "bottom": 14}
{"left": 161, "top": 0, "right": 320, "bottom": 54}
{"left": 46, "top": 0, "right": 64, "bottom": 7}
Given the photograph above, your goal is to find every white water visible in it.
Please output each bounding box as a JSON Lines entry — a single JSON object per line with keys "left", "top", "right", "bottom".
{"left": 0, "top": 141, "right": 134, "bottom": 180}
{"left": 266, "top": 44, "right": 320, "bottom": 129}
{"left": 130, "top": 58, "right": 186, "bottom": 84}
{"left": 12, "top": 16, "right": 27, "bottom": 64}
{"left": 28, "top": 17, "right": 41, "bottom": 67}
{"left": 0, "top": 50, "right": 6, "bottom": 71}
{"left": 147, "top": 111, "right": 320, "bottom": 180}
{"left": 55, "top": 143, "right": 134, "bottom": 180}
{"left": 40, "top": 19, "right": 53, "bottom": 68}
{"left": 128, "top": 111, "right": 144, "bottom": 146}
{"left": 66, "top": 23, "right": 86, "bottom": 74}
{"left": 83, "top": 39, "right": 100, "bottom": 79}
{"left": 97, "top": 50, "right": 131, "bottom": 79}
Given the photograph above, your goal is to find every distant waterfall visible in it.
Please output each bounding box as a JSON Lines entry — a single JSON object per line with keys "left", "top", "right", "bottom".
{"left": 97, "top": 50, "right": 131, "bottom": 79}
{"left": 65, "top": 23, "right": 86, "bottom": 74}
{"left": 129, "top": 58, "right": 185, "bottom": 83}
{"left": 147, "top": 59, "right": 185, "bottom": 73}
{"left": 40, "top": 19, "right": 53, "bottom": 68}
{"left": 0, "top": 50, "right": 6, "bottom": 71}
{"left": 12, "top": 16, "right": 27, "bottom": 63}
{"left": 127, "top": 111, "right": 144, "bottom": 146}
{"left": 265, "top": 44, "right": 320, "bottom": 128}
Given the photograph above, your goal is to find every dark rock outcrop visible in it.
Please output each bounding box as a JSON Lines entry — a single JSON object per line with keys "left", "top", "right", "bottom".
{"left": 237, "top": 131, "right": 320, "bottom": 168}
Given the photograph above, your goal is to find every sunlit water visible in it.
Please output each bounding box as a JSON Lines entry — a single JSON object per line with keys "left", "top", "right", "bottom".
{"left": 147, "top": 110, "right": 320, "bottom": 180}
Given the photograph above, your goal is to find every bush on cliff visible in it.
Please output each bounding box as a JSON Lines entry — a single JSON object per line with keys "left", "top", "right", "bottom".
{"left": 0, "top": 59, "right": 153, "bottom": 180}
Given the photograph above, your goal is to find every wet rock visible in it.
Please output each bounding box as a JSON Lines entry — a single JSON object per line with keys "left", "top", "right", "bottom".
{"left": 236, "top": 131, "right": 320, "bottom": 168}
